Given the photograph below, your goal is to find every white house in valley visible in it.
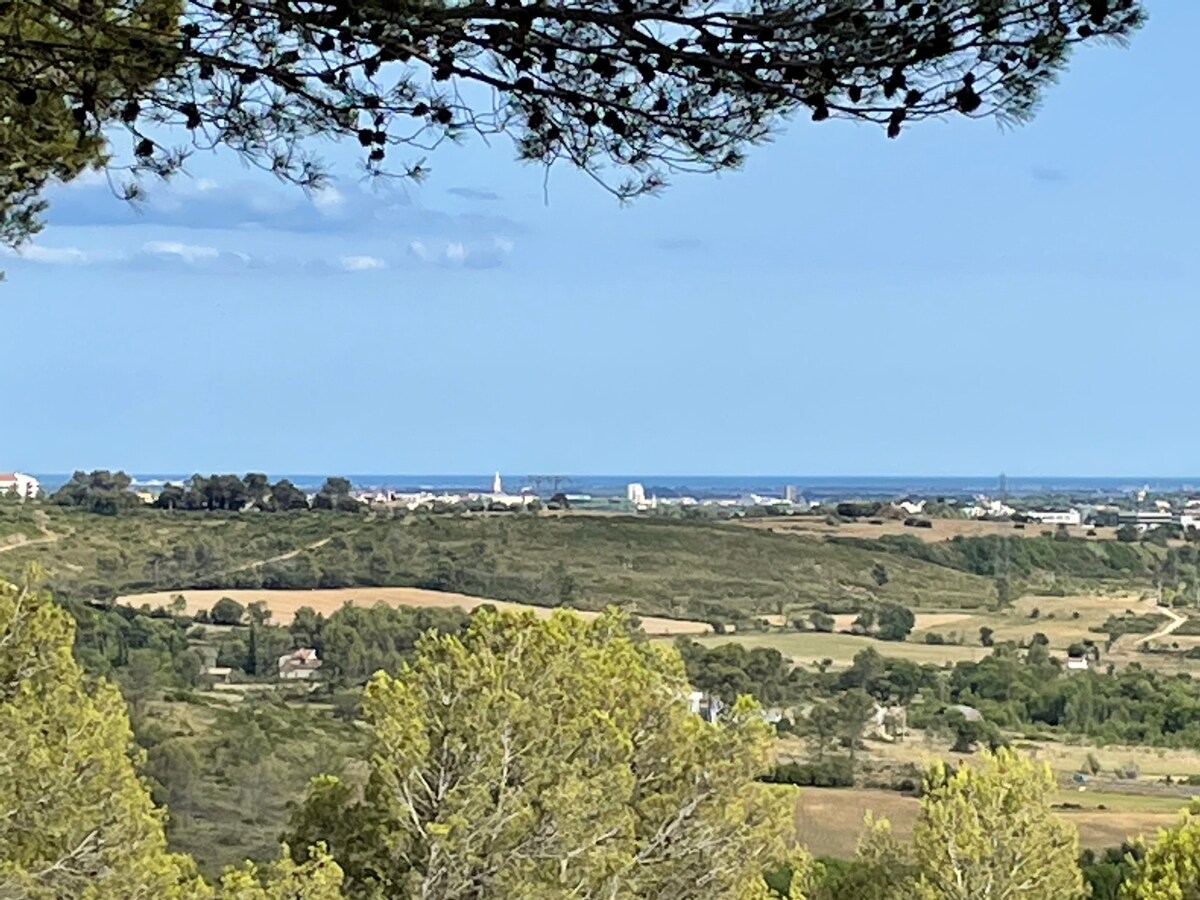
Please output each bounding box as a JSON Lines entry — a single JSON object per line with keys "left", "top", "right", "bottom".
{"left": 0, "top": 473, "right": 40, "bottom": 500}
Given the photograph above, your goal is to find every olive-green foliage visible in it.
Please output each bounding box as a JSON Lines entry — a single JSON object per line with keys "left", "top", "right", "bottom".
{"left": 313, "top": 602, "right": 471, "bottom": 684}
{"left": 139, "top": 699, "right": 368, "bottom": 878}
{"left": 0, "top": 573, "right": 353, "bottom": 897}
{"left": 835, "top": 533, "right": 1155, "bottom": 581}
{"left": 808, "top": 818, "right": 917, "bottom": 900}
{"left": 910, "top": 750, "right": 1084, "bottom": 900}
{"left": 0, "top": 575, "right": 204, "bottom": 898}
{"left": 1120, "top": 801, "right": 1200, "bottom": 899}
{"left": 801, "top": 645, "right": 1200, "bottom": 749}
{"left": 1080, "top": 845, "right": 1143, "bottom": 900}
{"left": 0, "top": 506, "right": 995, "bottom": 620}
{"left": 286, "top": 610, "right": 799, "bottom": 900}
{"left": 675, "top": 638, "right": 808, "bottom": 704}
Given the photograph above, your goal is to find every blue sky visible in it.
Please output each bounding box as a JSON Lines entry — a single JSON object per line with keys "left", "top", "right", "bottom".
{"left": 3, "top": 4, "right": 1195, "bottom": 478}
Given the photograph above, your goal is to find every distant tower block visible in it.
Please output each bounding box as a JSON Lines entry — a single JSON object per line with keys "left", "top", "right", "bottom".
{"left": 493, "top": 471, "right": 503, "bottom": 494}
{"left": 784, "top": 484, "right": 797, "bottom": 503}
{"left": 627, "top": 483, "right": 646, "bottom": 505}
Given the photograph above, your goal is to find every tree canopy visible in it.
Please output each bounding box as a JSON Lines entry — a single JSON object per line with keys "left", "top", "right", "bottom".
{"left": 0, "top": 572, "right": 348, "bottom": 898}
{"left": 1120, "top": 801, "right": 1200, "bottom": 899}
{"left": 910, "top": 750, "right": 1084, "bottom": 900}
{"left": 1, "top": 0, "right": 1145, "bottom": 246}
{"left": 286, "top": 608, "right": 798, "bottom": 899}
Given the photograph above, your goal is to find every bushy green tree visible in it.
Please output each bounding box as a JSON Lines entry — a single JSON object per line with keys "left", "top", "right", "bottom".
{"left": 875, "top": 603, "right": 915, "bottom": 642}
{"left": 910, "top": 750, "right": 1084, "bottom": 900}
{"left": 810, "top": 611, "right": 835, "bottom": 633}
{"left": 1119, "top": 801, "right": 1200, "bottom": 899}
{"left": 0, "top": 574, "right": 204, "bottom": 898}
{"left": 287, "top": 609, "right": 798, "bottom": 899}
{"left": 0, "top": 573, "right": 346, "bottom": 898}
{"left": 211, "top": 597, "right": 245, "bottom": 626}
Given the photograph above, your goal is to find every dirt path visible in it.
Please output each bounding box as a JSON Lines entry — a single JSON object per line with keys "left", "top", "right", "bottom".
{"left": 0, "top": 531, "right": 60, "bottom": 554}
{"left": 217, "top": 535, "right": 338, "bottom": 575}
{"left": 1136, "top": 600, "right": 1188, "bottom": 647}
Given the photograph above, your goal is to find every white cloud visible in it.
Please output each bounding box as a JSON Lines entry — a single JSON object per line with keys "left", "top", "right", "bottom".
{"left": 14, "top": 245, "right": 93, "bottom": 265}
{"left": 340, "top": 255, "right": 386, "bottom": 272}
{"left": 313, "top": 187, "right": 345, "bottom": 212}
{"left": 141, "top": 241, "right": 220, "bottom": 263}
{"left": 406, "top": 236, "right": 513, "bottom": 269}
{"left": 194, "top": 178, "right": 220, "bottom": 192}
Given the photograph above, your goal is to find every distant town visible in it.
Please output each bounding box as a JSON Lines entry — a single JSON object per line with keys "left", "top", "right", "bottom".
{"left": 5, "top": 469, "right": 1200, "bottom": 534}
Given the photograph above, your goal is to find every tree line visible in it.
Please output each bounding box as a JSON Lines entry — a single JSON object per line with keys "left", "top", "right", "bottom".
{"left": 678, "top": 637, "right": 1200, "bottom": 752}
{"left": 50, "top": 470, "right": 362, "bottom": 514}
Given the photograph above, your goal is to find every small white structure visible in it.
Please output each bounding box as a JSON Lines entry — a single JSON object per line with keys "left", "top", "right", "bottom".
{"left": 1026, "top": 508, "right": 1082, "bottom": 527}
{"left": 866, "top": 704, "right": 908, "bottom": 742}
{"left": 963, "top": 497, "right": 1016, "bottom": 519}
{"left": 492, "top": 471, "right": 503, "bottom": 494}
{"left": 685, "top": 690, "right": 722, "bottom": 723}
{"left": 894, "top": 499, "right": 926, "bottom": 516}
{"left": 200, "top": 665, "right": 233, "bottom": 684}
{"left": 627, "top": 482, "right": 646, "bottom": 505}
{"left": 1066, "top": 657, "right": 1090, "bottom": 672}
{"left": 0, "top": 472, "right": 39, "bottom": 500}
{"left": 278, "top": 648, "right": 322, "bottom": 680}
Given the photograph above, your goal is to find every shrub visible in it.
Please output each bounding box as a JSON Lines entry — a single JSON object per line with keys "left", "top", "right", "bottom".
{"left": 210, "top": 596, "right": 245, "bottom": 626}
{"left": 761, "top": 757, "right": 855, "bottom": 787}
{"left": 810, "top": 610, "right": 835, "bottom": 633}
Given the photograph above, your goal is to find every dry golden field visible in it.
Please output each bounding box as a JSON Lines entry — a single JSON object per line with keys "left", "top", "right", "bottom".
{"left": 118, "top": 587, "right": 714, "bottom": 636}
{"left": 741, "top": 516, "right": 1113, "bottom": 543}
{"left": 791, "top": 787, "right": 1180, "bottom": 858}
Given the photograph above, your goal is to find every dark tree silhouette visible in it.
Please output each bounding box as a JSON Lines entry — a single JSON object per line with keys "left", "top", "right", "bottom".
{"left": 2, "top": 0, "right": 1144, "bottom": 245}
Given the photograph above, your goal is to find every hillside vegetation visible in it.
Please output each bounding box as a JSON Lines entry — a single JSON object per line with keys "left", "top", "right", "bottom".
{"left": 0, "top": 506, "right": 997, "bottom": 622}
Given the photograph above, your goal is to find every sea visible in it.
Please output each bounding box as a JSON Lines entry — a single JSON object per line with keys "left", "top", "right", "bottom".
{"left": 30, "top": 474, "right": 1200, "bottom": 502}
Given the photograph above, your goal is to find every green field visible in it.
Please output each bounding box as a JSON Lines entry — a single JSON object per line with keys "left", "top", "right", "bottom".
{"left": 682, "top": 589, "right": 1162, "bottom": 667}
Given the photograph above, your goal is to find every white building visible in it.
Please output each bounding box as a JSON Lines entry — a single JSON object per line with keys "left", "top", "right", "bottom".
{"left": 0, "top": 473, "right": 39, "bottom": 500}
{"left": 963, "top": 497, "right": 1016, "bottom": 519}
{"left": 1066, "top": 657, "right": 1090, "bottom": 672}
{"left": 1179, "top": 513, "right": 1200, "bottom": 532}
{"left": 278, "top": 648, "right": 322, "bottom": 680}
{"left": 492, "top": 471, "right": 503, "bottom": 494}
{"left": 627, "top": 482, "right": 646, "bottom": 505}
{"left": 1025, "top": 508, "right": 1082, "bottom": 527}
